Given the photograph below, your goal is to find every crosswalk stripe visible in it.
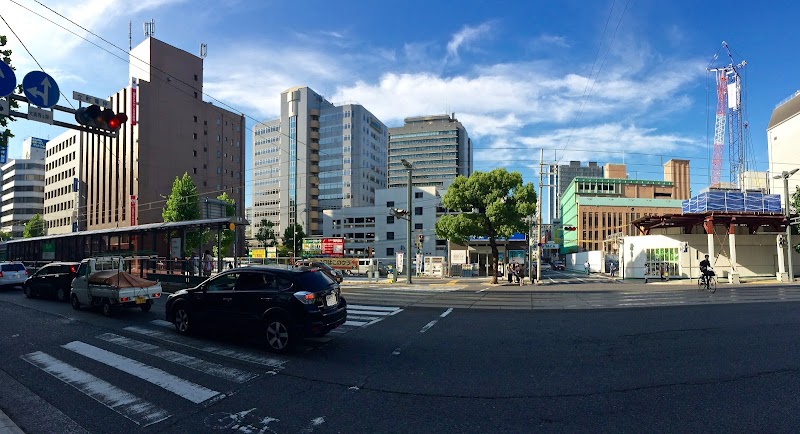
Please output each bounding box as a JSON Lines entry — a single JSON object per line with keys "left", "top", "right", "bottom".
{"left": 123, "top": 326, "right": 286, "bottom": 369}
{"left": 150, "top": 319, "right": 174, "bottom": 329}
{"left": 346, "top": 315, "right": 383, "bottom": 321}
{"left": 347, "top": 309, "right": 394, "bottom": 316}
{"left": 63, "top": 341, "right": 219, "bottom": 404}
{"left": 344, "top": 320, "right": 369, "bottom": 326}
{"left": 96, "top": 333, "right": 257, "bottom": 384}
{"left": 347, "top": 304, "right": 401, "bottom": 312}
{"left": 22, "top": 351, "right": 170, "bottom": 427}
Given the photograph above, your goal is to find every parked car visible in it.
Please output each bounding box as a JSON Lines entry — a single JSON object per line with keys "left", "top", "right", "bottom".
{"left": 539, "top": 263, "right": 552, "bottom": 271}
{"left": 0, "top": 262, "right": 28, "bottom": 290}
{"left": 295, "top": 260, "right": 344, "bottom": 283}
{"left": 165, "top": 266, "right": 347, "bottom": 353}
{"left": 23, "top": 262, "right": 80, "bottom": 301}
{"left": 552, "top": 261, "right": 565, "bottom": 271}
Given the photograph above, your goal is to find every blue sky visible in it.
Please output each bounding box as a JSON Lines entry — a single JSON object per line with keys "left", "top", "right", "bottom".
{"left": 2, "top": 0, "right": 800, "bottom": 207}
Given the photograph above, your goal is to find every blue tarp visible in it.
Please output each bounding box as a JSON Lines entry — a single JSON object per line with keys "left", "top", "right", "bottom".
{"left": 682, "top": 191, "right": 783, "bottom": 214}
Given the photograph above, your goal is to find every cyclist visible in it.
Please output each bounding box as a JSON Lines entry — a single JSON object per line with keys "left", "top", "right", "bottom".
{"left": 699, "top": 254, "right": 715, "bottom": 287}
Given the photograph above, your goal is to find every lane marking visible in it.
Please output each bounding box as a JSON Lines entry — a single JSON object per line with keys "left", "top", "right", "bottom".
{"left": 22, "top": 351, "right": 170, "bottom": 427}
{"left": 63, "top": 341, "right": 219, "bottom": 404}
{"left": 419, "top": 320, "right": 438, "bottom": 334}
{"left": 96, "top": 333, "right": 257, "bottom": 384}
{"left": 123, "top": 326, "right": 286, "bottom": 369}
{"left": 440, "top": 308, "right": 454, "bottom": 318}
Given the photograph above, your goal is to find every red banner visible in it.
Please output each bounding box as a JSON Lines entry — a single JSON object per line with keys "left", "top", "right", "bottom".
{"left": 130, "top": 195, "right": 137, "bottom": 226}
{"left": 322, "top": 238, "right": 344, "bottom": 257}
{"left": 130, "top": 78, "right": 138, "bottom": 126}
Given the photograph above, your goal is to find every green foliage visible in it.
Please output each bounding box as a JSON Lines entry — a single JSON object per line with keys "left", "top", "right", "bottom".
{"left": 23, "top": 214, "right": 46, "bottom": 238}
{"left": 435, "top": 169, "right": 537, "bottom": 283}
{"left": 1, "top": 35, "right": 19, "bottom": 151}
{"left": 0, "top": 231, "right": 11, "bottom": 241}
{"left": 162, "top": 173, "right": 205, "bottom": 251}
{"left": 282, "top": 224, "right": 306, "bottom": 258}
{"left": 792, "top": 186, "right": 800, "bottom": 253}
{"left": 256, "top": 218, "right": 277, "bottom": 247}
{"left": 212, "top": 192, "right": 236, "bottom": 257}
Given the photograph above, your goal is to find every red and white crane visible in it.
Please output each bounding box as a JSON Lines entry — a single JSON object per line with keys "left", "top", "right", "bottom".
{"left": 708, "top": 42, "right": 749, "bottom": 188}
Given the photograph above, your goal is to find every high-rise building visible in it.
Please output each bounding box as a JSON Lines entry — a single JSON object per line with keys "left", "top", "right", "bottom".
{"left": 1, "top": 138, "right": 46, "bottom": 237}
{"left": 252, "top": 86, "right": 387, "bottom": 238}
{"left": 768, "top": 91, "right": 800, "bottom": 202}
{"left": 547, "top": 161, "right": 602, "bottom": 222}
{"left": 44, "top": 131, "right": 80, "bottom": 234}
{"left": 74, "top": 37, "right": 246, "bottom": 231}
{"left": 387, "top": 114, "right": 472, "bottom": 189}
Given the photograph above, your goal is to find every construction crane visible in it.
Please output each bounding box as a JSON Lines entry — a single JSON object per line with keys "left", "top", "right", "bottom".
{"left": 708, "top": 42, "right": 749, "bottom": 189}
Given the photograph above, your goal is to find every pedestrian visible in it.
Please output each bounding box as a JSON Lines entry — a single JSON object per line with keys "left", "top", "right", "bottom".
{"left": 189, "top": 252, "right": 199, "bottom": 276}
{"left": 519, "top": 263, "right": 526, "bottom": 286}
{"left": 610, "top": 263, "right": 617, "bottom": 278}
{"left": 513, "top": 264, "right": 521, "bottom": 284}
{"left": 507, "top": 263, "right": 513, "bottom": 283}
{"left": 203, "top": 250, "right": 213, "bottom": 277}
{"left": 584, "top": 260, "right": 590, "bottom": 275}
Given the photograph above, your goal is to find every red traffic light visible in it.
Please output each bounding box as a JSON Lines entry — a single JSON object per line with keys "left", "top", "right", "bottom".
{"left": 564, "top": 226, "right": 577, "bottom": 231}
{"left": 75, "top": 104, "right": 128, "bottom": 131}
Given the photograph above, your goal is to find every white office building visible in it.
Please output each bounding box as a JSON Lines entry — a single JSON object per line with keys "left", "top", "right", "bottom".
{"left": 252, "top": 86, "right": 387, "bottom": 238}
{"left": 43, "top": 130, "right": 81, "bottom": 235}
{"left": 1, "top": 137, "right": 47, "bottom": 237}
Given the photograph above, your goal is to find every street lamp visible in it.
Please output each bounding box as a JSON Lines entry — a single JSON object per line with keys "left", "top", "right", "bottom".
{"left": 774, "top": 168, "right": 799, "bottom": 281}
{"left": 402, "top": 159, "right": 413, "bottom": 284}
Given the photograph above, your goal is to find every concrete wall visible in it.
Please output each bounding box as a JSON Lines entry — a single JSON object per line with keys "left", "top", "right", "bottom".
{"left": 621, "top": 231, "right": 800, "bottom": 279}
{"left": 565, "top": 250, "right": 604, "bottom": 273}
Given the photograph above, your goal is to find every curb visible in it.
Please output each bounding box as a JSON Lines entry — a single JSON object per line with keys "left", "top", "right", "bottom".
{"left": 0, "top": 409, "right": 24, "bottom": 434}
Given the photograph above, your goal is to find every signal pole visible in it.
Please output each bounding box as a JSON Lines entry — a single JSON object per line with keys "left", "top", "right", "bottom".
{"left": 536, "top": 149, "right": 543, "bottom": 284}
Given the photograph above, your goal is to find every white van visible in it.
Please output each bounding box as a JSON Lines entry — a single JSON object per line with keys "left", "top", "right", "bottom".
{"left": 356, "top": 258, "right": 375, "bottom": 275}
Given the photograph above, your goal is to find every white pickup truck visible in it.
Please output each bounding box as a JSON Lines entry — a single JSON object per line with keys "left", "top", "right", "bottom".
{"left": 70, "top": 257, "right": 163, "bottom": 316}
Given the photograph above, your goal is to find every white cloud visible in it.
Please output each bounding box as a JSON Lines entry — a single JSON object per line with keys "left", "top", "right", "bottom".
{"left": 531, "top": 34, "right": 570, "bottom": 49}
{"left": 446, "top": 22, "right": 493, "bottom": 61}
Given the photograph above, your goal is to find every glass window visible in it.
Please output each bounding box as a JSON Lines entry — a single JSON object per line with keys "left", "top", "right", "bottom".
{"left": 206, "top": 273, "right": 238, "bottom": 292}
{"left": 387, "top": 232, "right": 394, "bottom": 240}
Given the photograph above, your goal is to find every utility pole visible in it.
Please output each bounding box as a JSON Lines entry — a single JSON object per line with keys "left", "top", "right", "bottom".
{"left": 536, "top": 148, "right": 543, "bottom": 285}
{"left": 402, "top": 159, "right": 413, "bottom": 284}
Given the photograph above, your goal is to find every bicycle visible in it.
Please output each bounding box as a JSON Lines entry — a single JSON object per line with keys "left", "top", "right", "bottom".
{"left": 698, "top": 272, "right": 717, "bottom": 293}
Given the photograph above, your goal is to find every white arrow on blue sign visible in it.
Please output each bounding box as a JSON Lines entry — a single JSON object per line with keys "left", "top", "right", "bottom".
{"left": 22, "top": 71, "right": 59, "bottom": 108}
{"left": 0, "top": 61, "right": 16, "bottom": 97}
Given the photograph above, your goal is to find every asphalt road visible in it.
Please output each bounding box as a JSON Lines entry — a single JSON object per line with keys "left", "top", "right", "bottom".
{"left": 2, "top": 279, "right": 800, "bottom": 433}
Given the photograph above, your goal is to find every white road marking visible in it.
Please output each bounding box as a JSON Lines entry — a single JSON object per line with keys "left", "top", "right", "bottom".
{"left": 347, "top": 309, "right": 394, "bottom": 316}
{"left": 96, "top": 333, "right": 257, "bottom": 384}
{"left": 22, "top": 351, "right": 170, "bottom": 427}
{"left": 346, "top": 314, "right": 385, "bottom": 321}
{"left": 419, "top": 320, "right": 438, "bottom": 333}
{"left": 343, "top": 320, "right": 369, "bottom": 326}
{"left": 347, "top": 304, "right": 401, "bottom": 312}
{"left": 150, "top": 319, "right": 174, "bottom": 329}
{"left": 440, "top": 308, "right": 454, "bottom": 318}
{"left": 475, "top": 288, "right": 487, "bottom": 293}
{"left": 63, "top": 341, "right": 219, "bottom": 404}
{"left": 123, "top": 326, "right": 286, "bottom": 369}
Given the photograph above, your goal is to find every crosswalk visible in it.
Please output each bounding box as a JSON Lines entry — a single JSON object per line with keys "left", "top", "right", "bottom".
{"left": 19, "top": 303, "right": 402, "bottom": 428}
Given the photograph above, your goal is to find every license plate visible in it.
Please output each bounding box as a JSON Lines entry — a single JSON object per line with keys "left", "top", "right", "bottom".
{"left": 325, "top": 293, "right": 337, "bottom": 307}
{"left": 135, "top": 296, "right": 147, "bottom": 304}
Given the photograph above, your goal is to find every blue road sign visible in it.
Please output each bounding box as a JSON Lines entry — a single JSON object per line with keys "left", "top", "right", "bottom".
{"left": 0, "top": 61, "right": 16, "bottom": 97}
{"left": 22, "top": 71, "right": 59, "bottom": 108}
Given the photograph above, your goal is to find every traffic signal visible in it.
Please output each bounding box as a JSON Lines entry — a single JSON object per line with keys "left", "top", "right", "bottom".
{"left": 75, "top": 105, "right": 128, "bottom": 131}
{"left": 418, "top": 234, "right": 425, "bottom": 244}
{"left": 564, "top": 226, "right": 577, "bottom": 231}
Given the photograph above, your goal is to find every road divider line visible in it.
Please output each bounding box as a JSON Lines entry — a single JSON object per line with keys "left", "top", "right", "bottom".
{"left": 419, "top": 320, "right": 438, "bottom": 334}
{"left": 22, "top": 351, "right": 171, "bottom": 427}
{"left": 440, "top": 308, "right": 454, "bottom": 318}
{"left": 63, "top": 341, "right": 220, "bottom": 404}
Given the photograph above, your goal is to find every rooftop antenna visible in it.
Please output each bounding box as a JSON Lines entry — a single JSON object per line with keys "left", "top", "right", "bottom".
{"left": 199, "top": 43, "right": 207, "bottom": 58}
{"left": 144, "top": 19, "right": 155, "bottom": 38}
{"left": 128, "top": 21, "right": 132, "bottom": 51}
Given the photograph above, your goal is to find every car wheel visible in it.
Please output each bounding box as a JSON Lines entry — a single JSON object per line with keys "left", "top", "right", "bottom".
{"left": 102, "top": 299, "right": 114, "bottom": 317}
{"left": 173, "top": 306, "right": 192, "bottom": 335}
{"left": 140, "top": 301, "right": 152, "bottom": 312}
{"left": 24, "top": 285, "right": 34, "bottom": 298}
{"left": 71, "top": 294, "right": 81, "bottom": 310}
{"left": 56, "top": 287, "right": 68, "bottom": 302}
{"left": 264, "top": 316, "right": 292, "bottom": 353}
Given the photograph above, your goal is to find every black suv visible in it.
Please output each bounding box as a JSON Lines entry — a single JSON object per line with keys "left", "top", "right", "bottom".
{"left": 165, "top": 266, "right": 347, "bottom": 353}
{"left": 23, "top": 262, "right": 80, "bottom": 301}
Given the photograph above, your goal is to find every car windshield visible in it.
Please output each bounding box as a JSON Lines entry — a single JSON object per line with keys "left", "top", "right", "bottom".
{"left": 296, "top": 270, "right": 335, "bottom": 290}
{"left": 1, "top": 263, "right": 25, "bottom": 271}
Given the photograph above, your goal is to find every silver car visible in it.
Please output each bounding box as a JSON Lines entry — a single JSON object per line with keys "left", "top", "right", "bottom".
{"left": 0, "top": 262, "right": 28, "bottom": 289}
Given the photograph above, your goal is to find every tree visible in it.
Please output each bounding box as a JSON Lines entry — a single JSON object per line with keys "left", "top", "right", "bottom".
{"left": 1, "top": 35, "right": 20, "bottom": 152}
{"left": 282, "top": 224, "right": 306, "bottom": 259}
{"left": 162, "top": 173, "right": 205, "bottom": 252}
{"left": 23, "top": 214, "right": 46, "bottom": 238}
{"left": 212, "top": 192, "right": 236, "bottom": 258}
{"left": 435, "top": 169, "right": 537, "bottom": 284}
{"left": 255, "top": 218, "right": 277, "bottom": 247}
{"left": 0, "top": 231, "right": 12, "bottom": 241}
{"left": 791, "top": 186, "right": 800, "bottom": 253}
